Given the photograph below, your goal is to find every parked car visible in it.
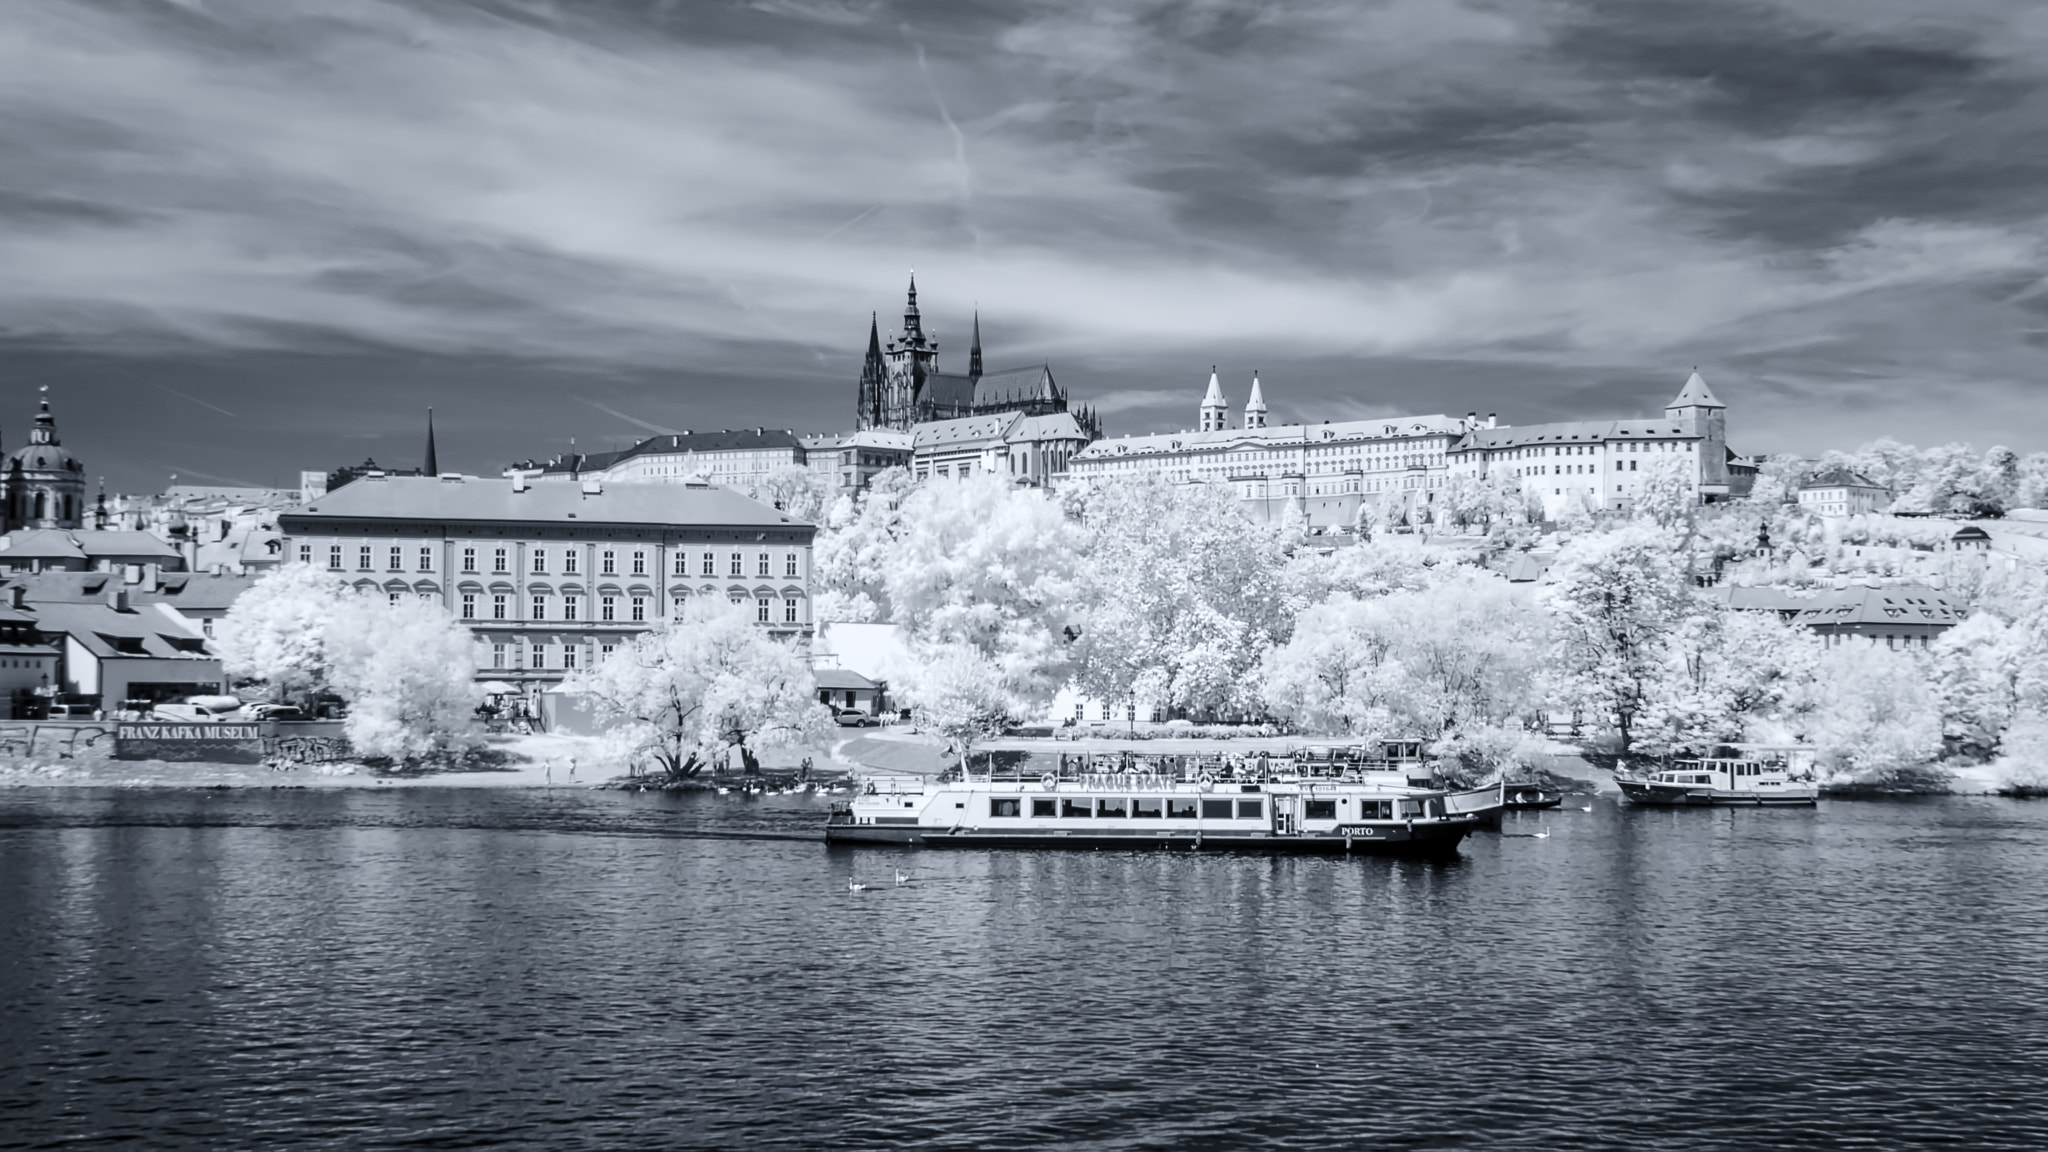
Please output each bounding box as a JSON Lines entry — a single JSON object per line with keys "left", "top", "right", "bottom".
{"left": 46, "top": 702, "right": 97, "bottom": 719}
{"left": 152, "top": 695, "right": 248, "bottom": 723}
{"left": 832, "top": 707, "right": 874, "bottom": 728}
{"left": 246, "top": 704, "right": 307, "bottom": 722}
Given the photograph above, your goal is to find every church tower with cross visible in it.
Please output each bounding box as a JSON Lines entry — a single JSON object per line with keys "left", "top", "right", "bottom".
{"left": 5, "top": 387, "right": 86, "bottom": 530}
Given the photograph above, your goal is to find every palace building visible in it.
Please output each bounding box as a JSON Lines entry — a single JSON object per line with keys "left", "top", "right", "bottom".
{"left": 279, "top": 474, "right": 815, "bottom": 687}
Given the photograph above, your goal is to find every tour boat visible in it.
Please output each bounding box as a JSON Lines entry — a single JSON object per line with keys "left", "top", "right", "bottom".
{"left": 1615, "top": 747, "right": 1819, "bottom": 807}
{"left": 1502, "top": 784, "right": 1563, "bottom": 810}
{"left": 825, "top": 749, "right": 1505, "bottom": 857}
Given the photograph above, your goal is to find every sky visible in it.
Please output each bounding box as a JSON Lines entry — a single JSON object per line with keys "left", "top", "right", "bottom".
{"left": 5, "top": 0, "right": 2048, "bottom": 491}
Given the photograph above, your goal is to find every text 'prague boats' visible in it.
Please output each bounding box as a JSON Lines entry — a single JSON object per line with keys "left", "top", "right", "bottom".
{"left": 1615, "top": 746, "right": 1819, "bottom": 807}
{"left": 826, "top": 744, "right": 1505, "bottom": 857}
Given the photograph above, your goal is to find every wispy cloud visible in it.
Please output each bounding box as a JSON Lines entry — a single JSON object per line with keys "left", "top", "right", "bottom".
{"left": 1, "top": 0, "right": 2046, "bottom": 479}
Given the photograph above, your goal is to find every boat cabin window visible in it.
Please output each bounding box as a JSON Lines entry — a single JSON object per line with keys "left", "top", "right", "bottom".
{"left": 990, "top": 797, "right": 1021, "bottom": 818}
{"left": 1237, "top": 799, "right": 1264, "bottom": 819}
{"left": 1167, "top": 798, "right": 1198, "bottom": 819}
{"left": 1031, "top": 798, "right": 1056, "bottom": 818}
{"left": 1132, "top": 797, "right": 1163, "bottom": 818}
{"left": 1060, "top": 798, "right": 1093, "bottom": 818}
{"left": 1096, "top": 797, "right": 1129, "bottom": 818}
{"left": 1305, "top": 800, "right": 1337, "bottom": 820}
{"left": 1398, "top": 799, "right": 1423, "bottom": 818}
{"left": 1358, "top": 799, "right": 1393, "bottom": 820}
{"left": 1200, "top": 799, "right": 1233, "bottom": 819}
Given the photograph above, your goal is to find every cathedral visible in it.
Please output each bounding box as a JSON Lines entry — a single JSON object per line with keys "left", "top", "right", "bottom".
{"left": 855, "top": 276, "right": 1100, "bottom": 437}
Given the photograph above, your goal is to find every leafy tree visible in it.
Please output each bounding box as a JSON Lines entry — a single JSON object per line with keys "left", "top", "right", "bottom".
{"left": 755, "top": 464, "right": 831, "bottom": 523}
{"left": 1638, "top": 609, "right": 1817, "bottom": 755}
{"left": 216, "top": 563, "right": 351, "bottom": 701}
{"left": 1069, "top": 476, "right": 1291, "bottom": 720}
{"left": 219, "top": 566, "right": 481, "bottom": 760}
{"left": 1789, "top": 648, "right": 1945, "bottom": 788}
{"left": 566, "top": 597, "right": 829, "bottom": 778}
{"left": 1541, "top": 522, "right": 1693, "bottom": 753}
{"left": 811, "top": 466, "right": 914, "bottom": 623}
{"left": 887, "top": 640, "right": 1018, "bottom": 770}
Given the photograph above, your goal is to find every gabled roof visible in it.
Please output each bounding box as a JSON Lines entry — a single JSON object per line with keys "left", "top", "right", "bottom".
{"left": 132, "top": 573, "right": 262, "bottom": 613}
{"left": 913, "top": 411, "right": 1023, "bottom": 449}
{"left": 973, "top": 364, "right": 1063, "bottom": 410}
{"left": 77, "top": 530, "right": 181, "bottom": 560}
{"left": 26, "top": 602, "right": 217, "bottom": 661}
{"left": 0, "top": 529, "right": 87, "bottom": 560}
{"left": 284, "top": 476, "right": 808, "bottom": 530}
{"left": 1006, "top": 412, "right": 1090, "bottom": 443}
{"left": 1, "top": 572, "right": 115, "bottom": 603}
{"left": 1667, "top": 370, "right": 1724, "bottom": 410}
{"left": 538, "top": 429, "right": 806, "bottom": 476}
{"left": 1800, "top": 468, "right": 1883, "bottom": 492}
{"left": 814, "top": 668, "right": 878, "bottom": 691}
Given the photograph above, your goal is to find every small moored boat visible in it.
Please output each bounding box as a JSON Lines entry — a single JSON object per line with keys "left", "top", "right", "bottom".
{"left": 1616, "top": 746, "right": 1818, "bottom": 807}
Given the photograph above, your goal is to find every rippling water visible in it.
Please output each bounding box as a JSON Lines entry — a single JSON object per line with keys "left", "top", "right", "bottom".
{"left": 2, "top": 787, "right": 2045, "bottom": 1150}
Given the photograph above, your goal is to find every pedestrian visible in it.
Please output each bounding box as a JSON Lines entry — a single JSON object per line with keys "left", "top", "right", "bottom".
{"left": 568, "top": 755, "right": 577, "bottom": 779}
{"left": 544, "top": 758, "right": 553, "bottom": 784}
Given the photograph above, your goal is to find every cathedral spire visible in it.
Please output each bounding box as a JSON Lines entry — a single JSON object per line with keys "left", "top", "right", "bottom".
{"left": 424, "top": 407, "right": 438, "bottom": 477}
{"left": 969, "top": 310, "right": 983, "bottom": 380}
{"left": 1200, "top": 367, "right": 1227, "bottom": 433}
{"left": 1245, "top": 372, "right": 1267, "bottom": 429}
{"left": 902, "top": 272, "right": 923, "bottom": 339}
{"left": 858, "top": 311, "right": 889, "bottom": 430}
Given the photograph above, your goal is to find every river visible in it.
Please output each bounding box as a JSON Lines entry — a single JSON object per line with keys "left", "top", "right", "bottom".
{"left": 1, "top": 788, "right": 2044, "bottom": 1150}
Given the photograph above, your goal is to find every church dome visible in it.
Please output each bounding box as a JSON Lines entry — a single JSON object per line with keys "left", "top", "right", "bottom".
{"left": 11, "top": 444, "right": 82, "bottom": 473}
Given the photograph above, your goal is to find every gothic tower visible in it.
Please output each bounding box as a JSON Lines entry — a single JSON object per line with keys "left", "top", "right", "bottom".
{"left": 1244, "top": 372, "right": 1267, "bottom": 429}
{"left": 856, "top": 313, "right": 887, "bottom": 431}
{"left": 882, "top": 274, "right": 939, "bottom": 429}
{"left": 1665, "top": 369, "right": 1729, "bottom": 489}
{"left": 969, "top": 311, "right": 983, "bottom": 381}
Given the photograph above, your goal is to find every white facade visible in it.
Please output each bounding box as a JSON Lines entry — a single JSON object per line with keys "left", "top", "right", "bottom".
{"left": 912, "top": 411, "right": 1092, "bottom": 484}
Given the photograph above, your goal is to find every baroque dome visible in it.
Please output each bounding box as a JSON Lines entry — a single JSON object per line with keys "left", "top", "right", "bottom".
{"left": 11, "top": 445, "right": 82, "bottom": 473}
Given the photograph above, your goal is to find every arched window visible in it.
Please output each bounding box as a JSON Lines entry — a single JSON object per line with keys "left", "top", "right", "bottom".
{"left": 33, "top": 492, "right": 46, "bottom": 521}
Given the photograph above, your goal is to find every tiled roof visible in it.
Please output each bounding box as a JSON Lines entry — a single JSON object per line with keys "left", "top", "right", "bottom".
{"left": 913, "top": 411, "right": 1024, "bottom": 449}
{"left": 1791, "top": 585, "right": 1963, "bottom": 628}
{"left": 814, "top": 668, "right": 878, "bottom": 691}
{"left": 1453, "top": 419, "right": 1700, "bottom": 451}
{"left": 132, "top": 573, "right": 262, "bottom": 613}
{"left": 284, "top": 476, "right": 809, "bottom": 530}
{"left": 538, "top": 429, "right": 805, "bottom": 476}
{"left": 1800, "top": 468, "right": 1883, "bottom": 491}
{"left": 1075, "top": 414, "right": 1464, "bottom": 460}
{"left": 972, "top": 364, "right": 1062, "bottom": 409}
{"left": 26, "top": 602, "right": 216, "bottom": 661}
{"left": 1667, "top": 370, "right": 1725, "bottom": 409}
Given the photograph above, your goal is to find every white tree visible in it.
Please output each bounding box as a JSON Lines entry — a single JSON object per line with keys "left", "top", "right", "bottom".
{"left": 1634, "top": 453, "right": 1698, "bottom": 531}
{"left": 324, "top": 596, "right": 484, "bottom": 760}
{"left": 565, "top": 597, "right": 831, "bottom": 778}
{"left": 1790, "top": 647, "right": 1945, "bottom": 787}
{"left": 219, "top": 566, "right": 482, "bottom": 761}
{"left": 810, "top": 466, "right": 914, "bottom": 623}
{"left": 886, "top": 640, "right": 1019, "bottom": 770}
{"left": 1261, "top": 570, "right": 1549, "bottom": 777}
{"left": 1541, "top": 522, "right": 1694, "bottom": 754}
{"left": 754, "top": 464, "right": 831, "bottom": 523}
{"left": 1929, "top": 613, "right": 2023, "bottom": 760}
{"left": 883, "top": 472, "right": 1081, "bottom": 713}
{"left": 1638, "top": 609, "right": 1818, "bottom": 756}
{"left": 216, "top": 564, "right": 351, "bottom": 699}
{"left": 1070, "top": 476, "right": 1292, "bottom": 720}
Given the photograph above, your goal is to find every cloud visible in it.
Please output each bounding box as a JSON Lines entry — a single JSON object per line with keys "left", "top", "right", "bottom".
{"left": 3, "top": 0, "right": 2048, "bottom": 486}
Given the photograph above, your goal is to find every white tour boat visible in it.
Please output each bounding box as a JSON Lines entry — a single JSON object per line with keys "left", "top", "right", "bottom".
{"left": 826, "top": 746, "right": 1506, "bottom": 857}
{"left": 1616, "top": 746, "right": 1819, "bottom": 807}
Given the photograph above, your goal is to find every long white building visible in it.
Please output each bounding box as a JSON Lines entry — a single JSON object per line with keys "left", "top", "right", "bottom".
{"left": 1067, "top": 369, "right": 1751, "bottom": 527}
{"left": 1068, "top": 371, "right": 1475, "bottom": 526}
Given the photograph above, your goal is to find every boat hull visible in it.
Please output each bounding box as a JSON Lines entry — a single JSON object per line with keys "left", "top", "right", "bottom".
{"left": 1616, "top": 779, "right": 1818, "bottom": 807}
{"left": 825, "top": 819, "right": 1475, "bottom": 857}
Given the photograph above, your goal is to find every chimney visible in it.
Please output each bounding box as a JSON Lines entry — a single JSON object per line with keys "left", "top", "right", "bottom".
{"left": 8, "top": 585, "right": 22, "bottom": 610}
{"left": 1487, "top": 414, "right": 1498, "bottom": 429}
{"left": 108, "top": 586, "right": 129, "bottom": 611}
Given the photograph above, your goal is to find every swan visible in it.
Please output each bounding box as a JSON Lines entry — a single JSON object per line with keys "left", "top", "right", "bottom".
{"left": 895, "top": 870, "right": 909, "bottom": 885}
{"left": 847, "top": 878, "right": 867, "bottom": 892}
{"left": 1533, "top": 829, "right": 1552, "bottom": 839}
{"left": 1578, "top": 803, "right": 1593, "bottom": 812}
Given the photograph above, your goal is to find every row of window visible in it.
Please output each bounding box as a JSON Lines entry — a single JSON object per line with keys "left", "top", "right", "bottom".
{"left": 456, "top": 593, "right": 802, "bottom": 624}
{"left": 308, "top": 544, "right": 803, "bottom": 580}
{"left": 989, "top": 796, "right": 1412, "bottom": 820}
